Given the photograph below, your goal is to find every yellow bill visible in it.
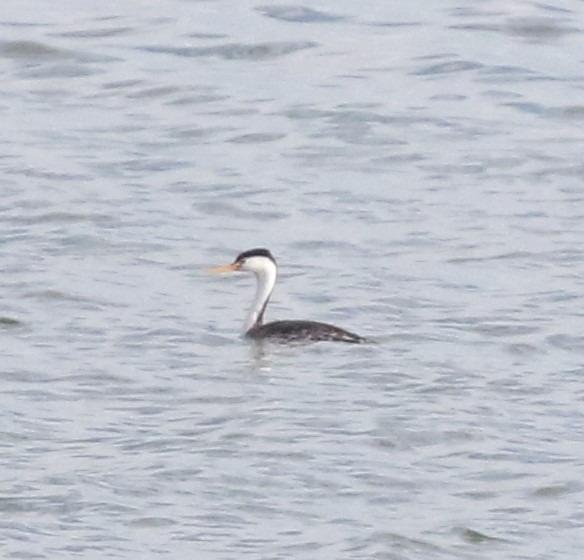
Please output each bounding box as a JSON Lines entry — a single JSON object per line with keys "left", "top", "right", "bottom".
{"left": 209, "top": 263, "right": 240, "bottom": 274}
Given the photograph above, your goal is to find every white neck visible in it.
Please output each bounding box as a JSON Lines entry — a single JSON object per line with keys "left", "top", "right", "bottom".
{"left": 243, "top": 257, "right": 277, "bottom": 333}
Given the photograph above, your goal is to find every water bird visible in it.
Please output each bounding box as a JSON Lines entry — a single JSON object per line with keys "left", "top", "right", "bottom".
{"left": 211, "top": 248, "right": 365, "bottom": 343}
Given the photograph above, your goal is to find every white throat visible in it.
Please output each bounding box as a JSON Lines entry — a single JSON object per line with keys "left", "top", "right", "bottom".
{"left": 243, "top": 256, "right": 277, "bottom": 332}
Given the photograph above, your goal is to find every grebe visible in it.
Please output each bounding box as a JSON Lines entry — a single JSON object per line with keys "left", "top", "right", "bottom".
{"left": 211, "top": 248, "right": 365, "bottom": 343}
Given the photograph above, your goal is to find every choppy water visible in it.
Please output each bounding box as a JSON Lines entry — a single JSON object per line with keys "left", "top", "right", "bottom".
{"left": 2, "top": 1, "right": 584, "bottom": 558}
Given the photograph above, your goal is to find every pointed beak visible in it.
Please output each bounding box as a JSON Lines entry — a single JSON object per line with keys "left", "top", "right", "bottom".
{"left": 209, "top": 262, "right": 240, "bottom": 274}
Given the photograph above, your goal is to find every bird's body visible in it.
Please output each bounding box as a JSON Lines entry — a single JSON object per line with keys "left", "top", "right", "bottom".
{"left": 247, "top": 320, "right": 364, "bottom": 343}
{"left": 211, "top": 248, "right": 365, "bottom": 344}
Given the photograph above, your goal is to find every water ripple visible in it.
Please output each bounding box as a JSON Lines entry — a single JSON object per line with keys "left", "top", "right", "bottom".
{"left": 257, "top": 6, "right": 347, "bottom": 23}
{"left": 141, "top": 41, "right": 318, "bottom": 61}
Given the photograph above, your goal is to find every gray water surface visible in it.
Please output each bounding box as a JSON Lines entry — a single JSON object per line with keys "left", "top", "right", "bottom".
{"left": 1, "top": 1, "right": 584, "bottom": 558}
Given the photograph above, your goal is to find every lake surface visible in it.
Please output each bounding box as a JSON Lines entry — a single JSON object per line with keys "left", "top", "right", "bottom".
{"left": 1, "top": 1, "right": 584, "bottom": 558}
